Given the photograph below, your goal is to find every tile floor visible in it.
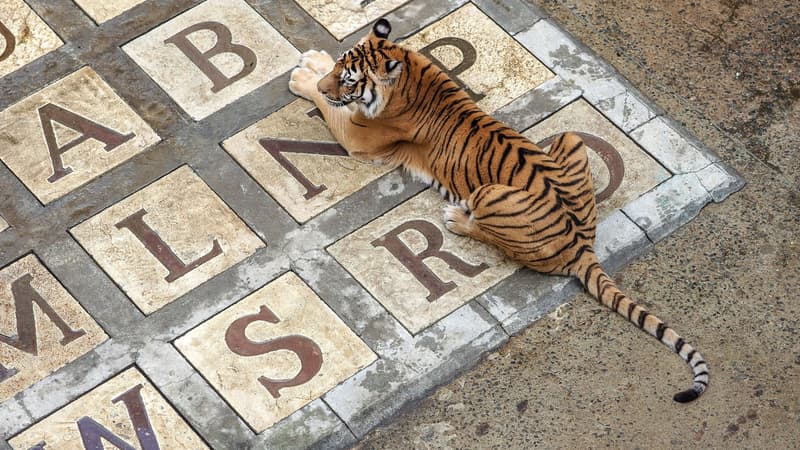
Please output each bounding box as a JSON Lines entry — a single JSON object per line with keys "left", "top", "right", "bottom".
{"left": 0, "top": 1, "right": 741, "bottom": 448}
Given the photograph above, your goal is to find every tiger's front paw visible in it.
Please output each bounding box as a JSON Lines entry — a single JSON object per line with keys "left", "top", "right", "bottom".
{"left": 299, "top": 50, "right": 335, "bottom": 76}
{"left": 289, "top": 67, "right": 320, "bottom": 101}
{"left": 444, "top": 203, "right": 474, "bottom": 236}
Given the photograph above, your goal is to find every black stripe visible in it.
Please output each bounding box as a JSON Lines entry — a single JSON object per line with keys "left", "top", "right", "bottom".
{"left": 550, "top": 134, "right": 564, "bottom": 154}
{"left": 695, "top": 380, "right": 708, "bottom": 387}
{"left": 656, "top": 323, "right": 666, "bottom": 341}
{"left": 554, "top": 140, "right": 584, "bottom": 164}
{"left": 627, "top": 302, "right": 636, "bottom": 320}
{"left": 692, "top": 359, "right": 706, "bottom": 368}
{"left": 694, "top": 371, "right": 709, "bottom": 378}
{"left": 675, "top": 338, "right": 685, "bottom": 353}
{"left": 582, "top": 263, "right": 600, "bottom": 288}
{"left": 611, "top": 293, "right": 624, "bottom": 312}
{"left": 686, "top": 350, "right": 696, "bottom": 363}
{"left": 484, "top": 189, "right": 517, "bottom": 208}
{"left": 549, "top": 239, "right": 590, "bottom": 269}
{"left": 637, "top": 311, "right": 649, "bottom": 329}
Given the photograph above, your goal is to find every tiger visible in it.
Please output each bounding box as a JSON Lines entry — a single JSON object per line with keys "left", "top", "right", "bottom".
{"left": 288, "top": 18, "right": 708, "bottom": 402}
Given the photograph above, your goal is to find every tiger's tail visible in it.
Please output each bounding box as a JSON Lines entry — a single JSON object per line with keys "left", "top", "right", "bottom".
{"left": 573, "top": 251, "right": 708, "bottom": 402}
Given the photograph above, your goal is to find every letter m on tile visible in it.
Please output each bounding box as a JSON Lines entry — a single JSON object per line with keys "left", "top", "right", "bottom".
{"left": 26, "top": 384, "right": 161, "bottom": 450}
{"left": 0, "top": 274, "right": 86, "bottom": 382}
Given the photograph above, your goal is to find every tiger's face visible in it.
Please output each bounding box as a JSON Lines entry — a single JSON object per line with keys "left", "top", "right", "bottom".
{"left": 317, "top": 19, "right": 403, "bottom": 118}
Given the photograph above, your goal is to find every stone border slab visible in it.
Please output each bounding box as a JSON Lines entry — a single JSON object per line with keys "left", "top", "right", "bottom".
{"left": 0, "top": 0, "right": 744, "bottom": 448}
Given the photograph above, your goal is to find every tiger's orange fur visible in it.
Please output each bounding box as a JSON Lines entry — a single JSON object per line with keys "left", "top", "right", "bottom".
{"left": 289, "top": 18, "right": 708, "bottom": 402}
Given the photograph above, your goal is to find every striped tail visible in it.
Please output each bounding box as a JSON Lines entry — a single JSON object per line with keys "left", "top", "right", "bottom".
{"left": 574, "top": 251, "right": 709, "bottom": 402}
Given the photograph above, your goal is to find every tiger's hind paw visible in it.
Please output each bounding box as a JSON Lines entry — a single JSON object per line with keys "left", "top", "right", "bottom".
{"left": 444, "top": 203, "right": 474, "bottom": 236}
{"left": 299, "top": 50, "right": 335, "bottom": 76}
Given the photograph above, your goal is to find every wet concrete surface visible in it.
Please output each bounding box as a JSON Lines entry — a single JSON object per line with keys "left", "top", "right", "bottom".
{"left": 358, "top": 0, "right": 800, "bottom": 448}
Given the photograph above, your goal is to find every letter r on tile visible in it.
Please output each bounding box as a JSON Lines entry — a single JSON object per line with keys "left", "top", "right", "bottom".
{"left": 371, "top": 219, "right": 489, "bottom": 302}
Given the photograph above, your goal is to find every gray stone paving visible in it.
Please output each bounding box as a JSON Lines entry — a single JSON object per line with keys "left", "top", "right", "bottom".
{"left": 0, "top": 0, "right": 743, "bottom": 448}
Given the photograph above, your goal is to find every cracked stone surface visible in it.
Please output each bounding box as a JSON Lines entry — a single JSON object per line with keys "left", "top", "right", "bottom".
{"left": 72, "top": 0, "right": 147, "bottom": 24}
{"left": 0, "top": 0, "right": 63, "bottom": 78}
{"left": 0, "top": 0, "right": 744, "bottom": 448}
{"left": 8, "top": 367, "right": 208, "bottom": 449}
{"left": 296, "top": 0, "right": 410, "bottom": 40}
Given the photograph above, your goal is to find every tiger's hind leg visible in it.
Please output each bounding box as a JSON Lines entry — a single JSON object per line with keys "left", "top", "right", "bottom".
{"left": 445, "top": 183, "right": 586, "bottom": 276}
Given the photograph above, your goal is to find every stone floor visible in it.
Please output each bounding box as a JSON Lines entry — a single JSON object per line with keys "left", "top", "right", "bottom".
{"left": 0, "top": 1, "right": 753, "bottom": 449}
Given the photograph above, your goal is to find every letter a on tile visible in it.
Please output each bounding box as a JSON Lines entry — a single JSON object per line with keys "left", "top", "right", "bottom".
{"left": 0, "top": 274, "right": 86, "bottom": 382}
{"left": 38, "top": 103, "right": 136, "bottom": 183}
{"left": 164, "top": 21, "right": 257, "bottom": 93}
{"left": 371, "top": 220, "right": 489, "bottom": 302}
{"left": 115, "top": 208, "right": 223, "bottom": 282}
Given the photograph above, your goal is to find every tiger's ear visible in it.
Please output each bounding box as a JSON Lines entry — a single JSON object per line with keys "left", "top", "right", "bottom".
{"left": 373, "top": 18, "right": 391, "bottom": 39}
{"left": 383, "top": 59, "right": 402, "bottom": 82}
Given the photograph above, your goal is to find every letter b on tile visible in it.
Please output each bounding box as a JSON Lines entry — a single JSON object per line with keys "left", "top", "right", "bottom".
{"left": 164, "top": 21, "right": 257, "bottom": 93}
{"left": 122, "top": 0, "right": 300, "bottom": 120}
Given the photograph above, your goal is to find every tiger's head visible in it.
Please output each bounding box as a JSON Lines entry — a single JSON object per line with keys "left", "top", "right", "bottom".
{"left": 317, "top": 19, "right": 404, "bottom": 119}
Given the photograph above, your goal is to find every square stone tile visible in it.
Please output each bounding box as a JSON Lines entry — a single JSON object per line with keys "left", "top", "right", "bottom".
{"left": 402, "top": 3, "right": 554, "bottom": 113}
{"left": 223, "top": 99, "right": 393, "bottom": 223}
{"left": 70, "top": 166, "right": 264, "bottom": 315}
{"left": 0, "top": 0, "right": 63, "bottom": 78}
{"left": 296, "top": 0, "right": 408, "bottom": 40}
{"left": 329, "top": 190, "right": 519, "bottom": 334}
{"left": 8, "top": 367, "right": 208, "bottom": 449}
{"left": 175, "top": 272, "right": 376, "bottom": 432}
{"left": 522, "top": 99, "right": 670, "bottom": 220}
{"left": 73, "top": 0, "right": 147, "bottom": 24}
{"left": 123, "top": 0, "right": 300, "bottom": 120}
{"left": 0, "top": 254, "right": 107, "bottom": 403}
{"left": 0, "top": 66, "right": 160, "bottom": 204}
